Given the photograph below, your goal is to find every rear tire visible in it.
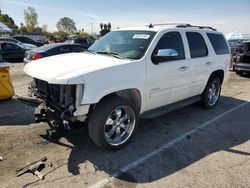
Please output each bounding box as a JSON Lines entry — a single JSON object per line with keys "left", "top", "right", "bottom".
{"left": 88, "top": 96, "right": 139, "bottom": 150}
{"left": 235, "top": 70, "right": 241, "bottom": 75}
{"left": 201, "top": 76, "right": 221, "bottom": 109}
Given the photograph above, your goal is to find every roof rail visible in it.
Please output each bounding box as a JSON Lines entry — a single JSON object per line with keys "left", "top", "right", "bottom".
{"left": 147, "top": 23, "right": 217, "bottom": 31}
{"left": 177, "top": 24, "right": 217, "bottom": 31}
{"left": 148, "top": 23, "right": 190, "bottom": 28}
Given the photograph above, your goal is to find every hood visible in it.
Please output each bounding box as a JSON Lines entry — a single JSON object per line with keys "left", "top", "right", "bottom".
{"left": 23, "top": 52, "right": 131, "bottom": 84}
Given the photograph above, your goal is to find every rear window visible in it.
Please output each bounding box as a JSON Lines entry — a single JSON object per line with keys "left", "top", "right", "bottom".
{"left": 186, "top": 32, "right": 208, "bottom": 58}
{"left": 207, "top": 33, "right": 229, "bottom": 55}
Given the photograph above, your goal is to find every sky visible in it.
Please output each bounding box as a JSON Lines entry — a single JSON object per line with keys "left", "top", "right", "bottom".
{"left": 0, "top": 0, "right": 250, "bottom": 35}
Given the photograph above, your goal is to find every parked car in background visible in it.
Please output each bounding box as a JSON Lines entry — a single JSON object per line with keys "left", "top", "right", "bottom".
{"left": 0, "top": 41, "right": 26, "bottom": 62}
{"left": 0, "top": 37, "right": 37, "bottom": 50}
{"left": 12, "top": 36, "right": 44, "bottom": 47}
{"left": 24, "top": 43, "right": 86, "bottom": 63}
{"left": 231, "top": 43, "right": 248, "bottom": 70}
{"left": 235, "top": 42, "right": 250, "bottom": 75}
{"left": 65, "top": 38, "right": 94, "bottom": 49}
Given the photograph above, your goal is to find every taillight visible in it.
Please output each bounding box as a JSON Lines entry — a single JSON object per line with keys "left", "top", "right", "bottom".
{"left": 236, "top": 56, "right": 241, "bottom": 63}
{"left": 32, "top": 53, "right": 42, "bottom": 60}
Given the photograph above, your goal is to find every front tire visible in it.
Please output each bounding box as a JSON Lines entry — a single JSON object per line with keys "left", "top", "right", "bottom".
{"left": 88, "top": 96, "right": 139, "bottom": 150}
{"left": 201, "top": 76, "right": 221, "bottom": 109}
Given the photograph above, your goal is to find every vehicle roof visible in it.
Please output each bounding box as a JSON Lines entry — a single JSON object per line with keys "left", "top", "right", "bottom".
{"left": 31, "top": 42, "right": 83, "bottom": 52}
{"left": 116, "top": 24, "right": 221, "bottom": 34}
{"left": 0, "top": 37, "right": 19, "bottom": 41}
{"left": 12, "top": 35, "right": 31, "bottom": 38}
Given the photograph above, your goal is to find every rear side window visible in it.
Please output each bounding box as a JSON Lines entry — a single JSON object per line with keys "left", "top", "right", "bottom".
{"left": 71, "top": 46, "right": 85, "bottom": 52}
{"left": 186, "top": 32, "right": 208, "bottom": 58}
{"left": 153, "top": 31, "right": 185, "bottom": 60}
{"left": 207, "top": 33, "right": 229, "bottom": 55}
{"left": 58, "top": 46, "right": 71, "bottom": 53}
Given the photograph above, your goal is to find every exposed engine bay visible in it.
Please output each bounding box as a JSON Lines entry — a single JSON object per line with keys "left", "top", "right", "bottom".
{"left": 28, "top": 79, "right": 84, "bottom": 129}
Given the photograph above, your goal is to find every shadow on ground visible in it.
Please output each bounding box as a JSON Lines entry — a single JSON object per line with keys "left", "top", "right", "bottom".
{"left": 38, "top": 96, "right": 250, "bottom": 183}
{"left": 0, "top": 98, "right": 35, "bottom": 125}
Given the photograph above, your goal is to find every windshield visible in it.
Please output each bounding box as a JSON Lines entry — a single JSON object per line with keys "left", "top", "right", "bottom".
{"left": 89, "top": 30, "right": 156, "bottom": 60}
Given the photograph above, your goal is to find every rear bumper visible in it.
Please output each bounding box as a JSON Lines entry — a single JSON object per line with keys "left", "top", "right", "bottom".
{"left": 235, "top": 63, "right": 250, "bottom": 72}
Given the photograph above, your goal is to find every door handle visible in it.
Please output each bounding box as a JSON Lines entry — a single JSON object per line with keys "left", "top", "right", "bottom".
{"left": 178, "top": 66, "right": 189, "bottom": 71}
{"left": 205, "top": 61, "right": 213, "bottom": 66}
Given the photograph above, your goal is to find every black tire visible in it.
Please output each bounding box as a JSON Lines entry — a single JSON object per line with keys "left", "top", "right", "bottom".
{"left": 235, "top": 70, "right": 241, "bottom": 75}
{"left": 88, "top": 96, "right": 139, "bottom": 150}
{"left": 201, "top": 76, "right": 221, "bottom": 109}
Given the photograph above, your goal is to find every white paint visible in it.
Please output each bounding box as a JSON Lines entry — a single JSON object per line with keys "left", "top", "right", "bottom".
{"left": 89, "top": 100, "right": 250, "bottom": 188}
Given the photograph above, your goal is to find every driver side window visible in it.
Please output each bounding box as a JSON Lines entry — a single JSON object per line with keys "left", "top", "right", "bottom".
{"left": 153, "top": 31, "right": 185, "bottom": 60}
{"left": 2, "top": 43, "right": 21, "bottom": 50}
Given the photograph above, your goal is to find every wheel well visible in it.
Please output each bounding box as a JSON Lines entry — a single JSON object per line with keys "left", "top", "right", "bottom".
{"left": 96, "top": 89, "right": 142, "bottom": 112}
{"left": 89, "top": 89, "right": 141, "bottom": 113}
{"left": 210, "top": 70, "right": 224, "bottom": 84}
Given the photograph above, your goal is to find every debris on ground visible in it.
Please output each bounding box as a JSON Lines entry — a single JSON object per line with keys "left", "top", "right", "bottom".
{"left": 48, "top": 162, "right": 53, "bottom": 168}
{"left": 16, "top": 157, "right": 47, "bottom": 180}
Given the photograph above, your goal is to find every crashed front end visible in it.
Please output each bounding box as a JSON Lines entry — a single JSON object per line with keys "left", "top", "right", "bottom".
{"left": 30, "top": 78, "right": 88, "bottom": 128}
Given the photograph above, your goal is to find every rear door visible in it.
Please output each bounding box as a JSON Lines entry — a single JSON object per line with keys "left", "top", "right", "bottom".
{"left": 185, "top": 32, "right": 211, "bottom": 96}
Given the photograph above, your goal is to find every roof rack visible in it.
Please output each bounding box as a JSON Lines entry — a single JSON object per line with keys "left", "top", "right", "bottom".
{"left": 147, "top": 23, "right": 217, "bottom": 31}
{"left": 148, "top": 23, "right": 189, "bottom": 28}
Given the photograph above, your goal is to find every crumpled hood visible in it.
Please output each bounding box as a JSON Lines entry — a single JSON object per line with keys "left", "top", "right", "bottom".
{"left": 23, "top": 52, "right": 130, "bottom": 84}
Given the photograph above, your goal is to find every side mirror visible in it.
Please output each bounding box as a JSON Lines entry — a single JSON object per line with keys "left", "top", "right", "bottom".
{"left": 152, "top": 49, "right": 179, "bottom": 65}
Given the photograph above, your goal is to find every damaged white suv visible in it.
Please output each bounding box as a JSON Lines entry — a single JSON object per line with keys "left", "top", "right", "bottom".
{"left": 24, "top": 23, "right": 230, "bottom": 150}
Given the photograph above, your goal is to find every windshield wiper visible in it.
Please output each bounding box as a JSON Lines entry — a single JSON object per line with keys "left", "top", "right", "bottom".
{"left": 96, "top": 51, "right": 125, "bottom": 59}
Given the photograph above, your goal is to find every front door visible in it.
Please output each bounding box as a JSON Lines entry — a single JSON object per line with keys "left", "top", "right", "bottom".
{"left": 146, "top": 31, "right": 192, "bottom": 111}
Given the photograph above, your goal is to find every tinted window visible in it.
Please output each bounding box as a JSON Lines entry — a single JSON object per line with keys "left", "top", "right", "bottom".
{"left": 58, "top": 46, "right": 71, "bottom": 53}
{"left": 14, "top": 36, "right": 33, "bottom": 43}
{"left": 2, "top": 43, "right": 21, "bottom": 50}
{"left": 153, "top": 31, "right": 185, "bottom": 60}
{"left": 207, "top": 33, "right": 229, "bottom": 55}
{"left": 186, "top": 32, "right": 208, "bottom": 58}
{"left": 71, "top": 46, "right": 85, "bottom": 52}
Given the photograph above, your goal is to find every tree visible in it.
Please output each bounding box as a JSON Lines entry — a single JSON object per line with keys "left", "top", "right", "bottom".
{"left": 56, "top": 17, "right": 76, "bottom": 34}
{"left": 0, "top": 10, "right": 18, "bottom": 31}
{"left": 18, "top": 22, "right": 27, "bottom": 33}
{"left": 99, "top": 22, "right": 111, "bottom": 36}
{"left": 41, "top": 24, "right": 48, "bottom": 33}
{"left": 24, "top": 7, "right": 38, "bottom": 33}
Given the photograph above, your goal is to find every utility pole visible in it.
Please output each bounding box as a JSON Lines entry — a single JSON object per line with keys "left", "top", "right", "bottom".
{"left": 91, "top": 22, "right": 93, "bottom": 36}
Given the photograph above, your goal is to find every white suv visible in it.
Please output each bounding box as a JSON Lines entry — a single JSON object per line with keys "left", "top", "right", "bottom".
{"left": 24, "top": 23, "right": 230, "bottom": 150}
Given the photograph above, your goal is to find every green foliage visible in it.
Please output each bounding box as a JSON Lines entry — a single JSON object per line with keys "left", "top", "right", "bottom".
{"left": 56, "top": 17, "right": 77, "bottom": 34}
{"left": 99, "top": 22, "right": 111, "bottom": 36}
{"left": 52, "top": 31, "right": 69, "bottom": 42}
{"left": 0, "top": 10, "right": 18, "bottom": 31}
{"left": 75, "top": 31, "right": 94, "bottom": 39}
{"left": 24, "top": 7, "right": 38, "bottom": 33}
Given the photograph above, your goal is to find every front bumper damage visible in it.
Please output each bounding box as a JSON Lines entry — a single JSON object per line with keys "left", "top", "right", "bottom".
{"left": 27, "top": 79, "right": 90, "bottom": 127}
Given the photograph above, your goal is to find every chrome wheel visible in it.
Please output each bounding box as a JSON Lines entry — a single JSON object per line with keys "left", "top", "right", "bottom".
{"left": 104, "top": 106, "right": 136, "bottom": 146}
{"left": 207, "top": 81, "right": 220, "bottom": 106}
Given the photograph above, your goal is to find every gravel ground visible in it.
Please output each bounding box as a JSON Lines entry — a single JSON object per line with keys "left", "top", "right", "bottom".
{"left": 0, "top": 63, "right": 249, "bottom": 188}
